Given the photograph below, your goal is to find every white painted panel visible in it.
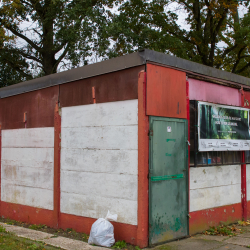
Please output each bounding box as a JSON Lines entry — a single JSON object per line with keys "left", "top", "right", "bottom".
{"left": 2, "top": 128, "right": 54, "bottom": 148}
{"left": 190, "top": 165, "right": 241, "bottom": 190}
{"left": 190, "top": 165, "right": 241, "bottom": 212}
{"left": 61, "top": 148, "right": 137, "bottom": 175}
{"left": 61, "top": 126, "right": 137, "bottom": 150}
{"left": 247, "top": 164, "right": 250, "bottom": 200}
{"left": 190, "top": 184, "right": 241, "bottom": 212}
{"left": 1, "top": 128, "right": 54, "bottom": 210}
{"left": 2, "top": 148, "right": 54, "bottom": 168}
{"left": 61, "top": 171, "right": 137, "bottom": 201}
{"left": 2, "top": 164, "right": 53, "bottom": 190}
{"left": 60, "top": 101, "right": 138, "bottom": 225}
{"left": 62, "top": 100, "right": 138, "bottom": 128}
{"left": 2, "top": 180, "right": 53, "bottom": 210}
{"left": 61, "top": 192, "right": 137, "bottom": 225}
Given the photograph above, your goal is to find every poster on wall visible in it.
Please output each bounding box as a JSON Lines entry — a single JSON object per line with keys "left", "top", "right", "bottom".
{"left": 198, "top": 101, "right": 250, "bottom": 151}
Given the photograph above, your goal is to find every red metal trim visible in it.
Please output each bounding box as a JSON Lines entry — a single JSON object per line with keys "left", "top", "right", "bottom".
{"left": 60, "top": 213, "right": 137, "bottom": 245}
{"left": 0, "top": 124, "right": 1, "bottom": 215}
{"left": 241, "top": 89, "right": 247, "bottom": 221}
{"left": 1, "top": 202, "right": 54, "bottom": 227}
{"left": 146, "top": 64, "right": 187, "bottom": 118}
{"left": 54, "top": 102, "right": 61, "bottom": 228}
{"left": 241, "top": 152, "right": 247, "bottom": 221}
{"left": 137, "top": 71, "right": 149, "bottom": 248}
{"left": 186, "top": 80, "right": 190, "bottom": 232}
{"left": 247, "top": 201, "right": 250, "bottom": 218}
{"left": 189, "top": 203, "right": 242, "bottom": 234}
{"left": 92, "top": 86, "right": 96, "bottom": 104}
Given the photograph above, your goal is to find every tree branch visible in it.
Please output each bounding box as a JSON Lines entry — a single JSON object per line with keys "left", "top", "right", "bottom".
{"left": 232, "top": 46, "right": 247, "bottom": 73}
{"left": 6, "top": 25, "right": 42, "bottom": 52}
{"left": 18, "top": 50, "right": 42, "bottom": 64}
{"left": 234, "top": 60, "right": 250, "bottom": 74}
{"left": 53, "top": 43, "right": 71, "bottom": 71}
{"left": 221, "top": 44, "right": 238, "bottom": 57}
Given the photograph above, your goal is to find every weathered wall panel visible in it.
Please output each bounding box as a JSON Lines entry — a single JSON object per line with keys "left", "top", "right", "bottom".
{"left": 189, "top": 78, "right": 241, "bottom": 106}
{"left": 61, "top": 149, "right": 137, "bottom": 175}
{"left": 61, "top": 100, "right": 138, "bottom": 225}
{"left": 2, "top": 128, "right": 54, "bottom": 148}
{"left": 1, "top": 128, "right": 54, "bottom": 210}
{"left": 146, "top": 64, "right": 187, "bottom": 118}
{"left": 0, "top": 86, "right": 58, "bottom": 130}
{"left": 60, "top": 66, "right": 144, "bottom": 108}
{"left": 190, "top": 165, "right": 241, "bottom": 212}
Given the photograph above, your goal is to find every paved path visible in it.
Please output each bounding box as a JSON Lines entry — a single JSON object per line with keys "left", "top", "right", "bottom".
{"left": 152, "top": 228, "right": 250, "bottom": 250}
{"left": 0, "top": 222, "right": 106, "bottom": 250}
{"left": 3, "top": 221, "right": 250, "bottom": 249}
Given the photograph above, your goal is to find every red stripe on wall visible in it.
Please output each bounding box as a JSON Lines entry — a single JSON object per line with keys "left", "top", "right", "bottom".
{"left": 137, "top": 71, "right": 149, "bottom": 248}
{"left": 246, "top": 201, "right": 250, "bottom": 218}
{"left": 186, "top": 80, "right": 190, "bottom": 229}
{"left": 189, "top": 203, "right": 242, "bottom": 235}
{"left": 54, "top": 102, "right": 61, "bottom": 228}
{"left": 0, "top": 125, "right": 1, "bottom": 215}
{"left": 60, "top": 213, "right": 137, "bottom": 245}
{"left": 1, "top": 202, "right": 54, "bottom": 227}
{"left": 241, "top": 89, "right": 247, "bottom": 221}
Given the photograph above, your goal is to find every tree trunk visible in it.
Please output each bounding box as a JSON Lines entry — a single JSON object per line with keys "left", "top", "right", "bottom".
{"left": 42, "top": 18, "right": 57, "bottom": 75}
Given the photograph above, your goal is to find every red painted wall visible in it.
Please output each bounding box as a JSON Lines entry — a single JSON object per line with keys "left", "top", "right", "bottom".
{"left": 0, "top": 66, "right": 145, "bottom": 246}
{"left": 190, "top": 203, "right": 242, "bottom": 235}
{"left": 146, "top": 64, "right": 187, "bottom": 118}
{"left": 60, "top": 66, "right": 144, "bottom": 107}
{"left": 0, "top": 86, "right": 59, "bottom": 129}
{"left": 189, "top": 78, "right": 241, "bottom": 106}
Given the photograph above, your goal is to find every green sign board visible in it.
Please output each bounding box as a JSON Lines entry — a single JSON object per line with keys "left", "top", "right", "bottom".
{"left": 198, "top": 101, "right": 250, "bottom": 151}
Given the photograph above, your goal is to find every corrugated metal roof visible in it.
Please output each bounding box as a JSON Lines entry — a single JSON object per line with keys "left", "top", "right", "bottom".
{"left": 1, "top": 49, "right": 250, "bottom": 98}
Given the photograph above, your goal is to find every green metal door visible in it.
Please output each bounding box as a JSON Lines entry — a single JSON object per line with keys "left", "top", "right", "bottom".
{"left": 149, "top": 116, "right": 188, "bottom": 246}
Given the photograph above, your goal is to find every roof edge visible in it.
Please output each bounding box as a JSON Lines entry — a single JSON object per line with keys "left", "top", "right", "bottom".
{"left": 0, "top": 51, "right": 145, "bottom": 98}
{"left": 1, "top": 49, "right": 250, "bottom": 98}
{"left": 143, "top": 49, "right": 250, "bottom": 87}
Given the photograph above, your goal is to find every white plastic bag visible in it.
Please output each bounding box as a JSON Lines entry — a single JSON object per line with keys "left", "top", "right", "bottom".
{"left": 88, "top": 211, "right": 118, "bottom": 247}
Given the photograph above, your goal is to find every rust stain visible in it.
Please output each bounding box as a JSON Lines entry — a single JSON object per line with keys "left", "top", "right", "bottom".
{"left": 0, "top": 86, "right": 59, "bottom": 129}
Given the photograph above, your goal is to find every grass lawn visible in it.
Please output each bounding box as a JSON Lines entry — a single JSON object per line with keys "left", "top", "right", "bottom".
{"left": 0, "top": 225, "right": 61, "bottom": 250}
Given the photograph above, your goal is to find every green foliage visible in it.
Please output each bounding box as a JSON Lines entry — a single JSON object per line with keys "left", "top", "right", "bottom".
{"left": 29, "top": 244, "right": 39, "bottom": 250}
{"left": 29, "top": 224, "right": 47, "bottom": 230}
{"left": 0, "top": 225, "right": 6, "bottom": 233}
{"left": 206, "top": 225, "right": 235, "bottom": 236}
{"left": 0, "top": 0, "right": 115, "bottom": 85}
{"left": 2, "top": 0, "right": 250, "bottom": 87}
{"left": 108, "top": 0, "right": 250, "bottom": 77}
{"left": 112, "top": 240, "right": 127, "bottom": 249}
{"left": 0, "top": 226, "right": 60, "bottom": 249}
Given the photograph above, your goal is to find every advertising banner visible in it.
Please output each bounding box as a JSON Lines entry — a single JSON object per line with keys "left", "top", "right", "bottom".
{"left": 198, "top": 101, "right": 250, "bottom": 151}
